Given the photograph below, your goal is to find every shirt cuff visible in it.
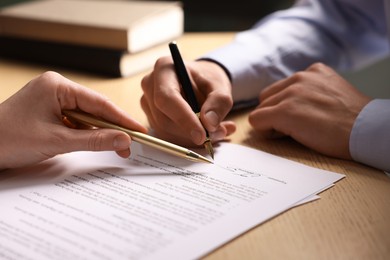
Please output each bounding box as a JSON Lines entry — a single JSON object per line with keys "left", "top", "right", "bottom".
{"left": 350, "top": 99, "right": 390, "bottom": 172}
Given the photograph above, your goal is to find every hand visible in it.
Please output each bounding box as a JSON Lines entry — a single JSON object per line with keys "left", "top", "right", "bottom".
{"left": 141, "top": 57, "right": 236, "bottom": 147}
{"left": 249, "top": 63, "right": 372, "bottom": 159}
{"left": 0, "top": 71, "right": 147, "bottom": 169}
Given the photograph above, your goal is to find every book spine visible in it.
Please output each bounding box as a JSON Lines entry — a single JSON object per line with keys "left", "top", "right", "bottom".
{"left": 0, "top": 36, "right": 124, "bottom": 77}
{"left": 0, "top": 16, "right": 128, "bottom": 50}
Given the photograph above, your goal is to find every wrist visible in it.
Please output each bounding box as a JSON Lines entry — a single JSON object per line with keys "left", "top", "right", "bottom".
{"left": 196, "top": 58, "right": 232, "bottom": 83}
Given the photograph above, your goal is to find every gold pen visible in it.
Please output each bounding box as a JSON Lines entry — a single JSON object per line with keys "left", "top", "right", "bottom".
{"left": 62, "top": 110, "right": 213, "bottom": 164}
{"left": 169, "top": 41, "right": 214, "bottom": 159}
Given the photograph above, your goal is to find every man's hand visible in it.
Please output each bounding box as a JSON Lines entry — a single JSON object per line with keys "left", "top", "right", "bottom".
{"left": 249, "top": 63, "right": 372, "bottom": 159}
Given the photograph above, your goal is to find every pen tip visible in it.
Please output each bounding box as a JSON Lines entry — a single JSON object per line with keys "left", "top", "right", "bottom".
{"left": 204, "top": 140, "right": 214, "bottom": 160}
{"left": 198, "top": 153, "right": 214, "bottom": 164}
{"left": 187, "top": 150, "right": 213, "bottom": 164}
{"left": 203, "top": 157, "right": 214, "bottom": 164}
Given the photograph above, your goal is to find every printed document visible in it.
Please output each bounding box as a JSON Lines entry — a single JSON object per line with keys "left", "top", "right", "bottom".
{"left": 0, "top": 142, "right": 344, "bottom": 259}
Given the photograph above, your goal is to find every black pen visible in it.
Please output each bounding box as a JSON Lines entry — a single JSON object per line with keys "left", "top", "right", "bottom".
{"left": 169, "top": 41, "right": 214, "bottom": 159}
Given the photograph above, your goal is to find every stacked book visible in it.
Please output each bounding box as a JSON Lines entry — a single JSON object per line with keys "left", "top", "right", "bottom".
{"left": 0, "top": 0, "right": 184, "bottom": 77}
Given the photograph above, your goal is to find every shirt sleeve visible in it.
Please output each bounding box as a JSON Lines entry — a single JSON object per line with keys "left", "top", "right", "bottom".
{"left": 201, "top": 0, "right": 389, "bottom": 105}
{"left": 350, "top": 100, "right": 390, "bottom": 172}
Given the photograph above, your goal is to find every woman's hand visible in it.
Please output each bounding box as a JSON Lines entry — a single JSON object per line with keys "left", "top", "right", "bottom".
{"left": 0, "top": 71, "right": 147, "bottom": 169}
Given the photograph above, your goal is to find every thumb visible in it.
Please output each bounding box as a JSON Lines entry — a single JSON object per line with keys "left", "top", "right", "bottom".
{"left": 61, "top": 128, "right": 131, "bottom": 153}
{"left": 201, "top": 93, "right": 233, "bottom": 132}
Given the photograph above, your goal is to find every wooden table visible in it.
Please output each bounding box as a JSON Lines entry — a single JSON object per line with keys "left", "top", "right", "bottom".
{"left": 1, "top": 32, "right": 389, "bottom": 260}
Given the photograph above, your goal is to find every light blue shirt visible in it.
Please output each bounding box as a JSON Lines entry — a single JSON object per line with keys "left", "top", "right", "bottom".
{"left": 202, "top": 0, "right": 390, "bottom": 172}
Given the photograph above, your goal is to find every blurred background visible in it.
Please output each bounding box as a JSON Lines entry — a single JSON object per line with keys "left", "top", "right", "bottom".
{"left": 1, "top": 0, "right": 389, "bottom": 98}
{"left": 0, "top": 0, "right": 294, "bottom": 32}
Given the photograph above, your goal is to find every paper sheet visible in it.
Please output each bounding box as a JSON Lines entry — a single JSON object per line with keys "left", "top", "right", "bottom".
{"left": 0, "top": 142, "right": 344, "bottom": 259}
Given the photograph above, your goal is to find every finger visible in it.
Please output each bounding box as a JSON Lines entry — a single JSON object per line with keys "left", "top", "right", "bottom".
{"left": 259, "top": 77, "right": 290, "bottom": 102}
{"left": 142, "top": 86, "right": 197, "bottom": 141}
{"left": 156, "top": 90, "right": 205, "bottom": 140}
{"left": 248, "top": 106, "right": 288, "bottom": 138}
{"left": 259, "top": 84, "right": 296, "bottom": 110}
{"left": 56, "top": 76, "right": 147, "bottom": 133}
{"left": 141, "top": 71, "right": 162, "bottom": 127}
{"left": 151, "top": 61, "right": 206, "bottom": 145}
{"left": 142, "top": 89, "right": 202, "bottom": 146}
{"left": 260, "top": 65, "right": 332, "bottom": 104}
{"left": 140, "top": 70, "right": 156, "bottom": 107}
{"left": 222, "top": 121, "right": 237, "bottom": 136}
{"left": 306, "top": 62, "right": 335, "bottom": 75}
{"left": 143, "top": 57, "right": 204, "bottom": 135}
{"left": 115, "top": 148, "right": 131, "bottom": 158}
{"left": 200, "top": 88, "right": 233, "bottom": 132}
{"left": 185, "top": 61, "right": 233, "bottom": 132}
{"left": 140, "top": 94, "right": 158, "bottom": 129}
{"left": 59, "top": 128, "right": 132, "bottom": 154}
{"left": 259, "top": 70, "right": 312, "bottom": 103}
{"left": 209, "top": 121, "right": 236, "bottom": 142}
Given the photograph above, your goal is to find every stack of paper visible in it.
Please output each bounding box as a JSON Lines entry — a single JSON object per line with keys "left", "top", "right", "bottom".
{"left": 0, "top": 142, "right": 344, "bottom": 259}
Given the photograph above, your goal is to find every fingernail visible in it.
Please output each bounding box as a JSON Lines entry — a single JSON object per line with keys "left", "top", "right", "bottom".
{"left": 191, "top": 130, "right": 203, "bottom": 144}
{"left": 113, "top": 135, "right": 130, "bottom": 149}
{"left": 205, "top": 111, "right": 219, "bottom": 129}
